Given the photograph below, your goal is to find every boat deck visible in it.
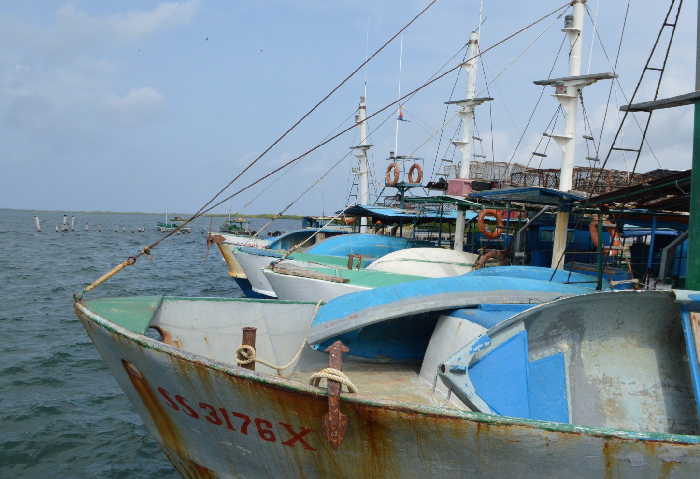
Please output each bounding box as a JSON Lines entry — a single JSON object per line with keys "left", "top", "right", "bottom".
{"left": 290, "top": 358, "right": 460, "bottom": 408}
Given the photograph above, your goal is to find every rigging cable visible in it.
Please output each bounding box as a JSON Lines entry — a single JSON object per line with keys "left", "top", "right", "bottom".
{"left": 585, "top": 1, "right": 663, "bottom": 173}
{"left": 77, "top": 1, "right": 575, "bottom": 294}
{"left": 164, "top": 0, "right": 574, "bottom": 238}
{"left": 498, "top": 32, "right": 567, "bottom": 182}
{"left": 479, "top": 55, "right": 497, "bottom": 170}
{"left": 592, "top": 0, "right": 630, "bottom": 170}
{"left": 184, "top": 0, "right": 443, "bottom": 228}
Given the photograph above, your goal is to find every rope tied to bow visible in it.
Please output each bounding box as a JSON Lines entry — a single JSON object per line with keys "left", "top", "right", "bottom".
{"left": 308, "top": 368, "right": 357, "bottom": 393}
{"left": 233, "top": 300, "right": 322, "bottom": 375}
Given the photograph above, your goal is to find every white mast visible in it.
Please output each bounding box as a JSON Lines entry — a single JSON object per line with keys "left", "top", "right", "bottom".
{"left": 457, "top": 31, "right": 480, "bottom": 179}
{"left": 537, "top": 0, "right": 614, "bottom": 268}
{"left": 551, "top": 3, "right": 583, "bottom": 269}
{"left": 352, "top": 96, "right": 372, "bottom": 233}
{"left": 450, "top": 30, "right": 492, "bottom": 251}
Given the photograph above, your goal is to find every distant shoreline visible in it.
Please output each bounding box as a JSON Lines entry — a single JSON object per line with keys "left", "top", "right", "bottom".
{"left": 0, "top": 208, "right": 304, "bottom": 220}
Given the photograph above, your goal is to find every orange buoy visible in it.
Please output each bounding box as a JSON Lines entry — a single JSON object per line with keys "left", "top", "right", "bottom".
{"left": 407, "top": 163, "right": 423, "bottom": 184}
{"left": 385, "top": 163, "right": 400, "bottom": 186}
{"left": 477, "top": 209, "right": 504, "bottom": 240}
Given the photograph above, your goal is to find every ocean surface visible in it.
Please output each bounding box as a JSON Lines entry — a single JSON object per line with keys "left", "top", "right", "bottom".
{"left": 0, "top": 208, "right": 298, "bottom": 478}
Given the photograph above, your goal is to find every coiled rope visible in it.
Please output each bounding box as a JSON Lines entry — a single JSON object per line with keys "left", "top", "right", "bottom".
{"left": 309, "top": 368, "right": 357, "bottom": 393}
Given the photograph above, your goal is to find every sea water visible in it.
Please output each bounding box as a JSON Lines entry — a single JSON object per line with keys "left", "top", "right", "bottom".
{"left": 0, "top": 209, "right": 298, "bottom": 478}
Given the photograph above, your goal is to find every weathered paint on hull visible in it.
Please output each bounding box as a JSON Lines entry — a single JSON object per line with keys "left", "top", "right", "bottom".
{"left": 76, "top": 302, "right": 700, "bottom": 479}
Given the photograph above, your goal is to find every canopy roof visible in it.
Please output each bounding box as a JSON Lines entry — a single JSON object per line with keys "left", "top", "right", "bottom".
{"left": 469, "top": 187, "right": 584, "bottom": 206}
{"left": 341, "top": 204, "right": 477, "bottom": 223}
{"left": 585, "top": 170, "right": 691, "bottom": 212}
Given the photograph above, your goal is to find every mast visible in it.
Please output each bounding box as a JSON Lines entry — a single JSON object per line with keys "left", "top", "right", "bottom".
{"left": 687, "top": 1, "right": 700, "bottom": 289}
{"left": 352, "top": 96, "right": 372, "bottom": 233}
{"left": 457, "top": 31, "right": 480, "bottom": 180}
{"left": 536, "top": 0, "right": 614, "bottom": 268}
{"left": 550, "top": 1, "right": 583, "bottom": 268}
{"left": 450, "top": 30, "right": 492, "bottom": 251}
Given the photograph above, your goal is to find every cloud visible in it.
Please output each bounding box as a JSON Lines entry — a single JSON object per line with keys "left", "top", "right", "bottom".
{"left": 107, "top": 86, "right": 165, "bottom": 114}
{"left": 0, "top": 2, "right": 199, "bottom": 137}
{"left": 56, "top": 0, "right": 200, "bottom": 41}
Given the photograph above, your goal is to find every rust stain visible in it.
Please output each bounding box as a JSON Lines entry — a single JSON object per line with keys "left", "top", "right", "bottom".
{"left": 121, "top": 359, "right": 217, "bottom": 479}
{"left": 602, "top": 441, "right": 622, "bottom": 479}
{"left": 659, "top": 460, "right": 680, "bottom": 479}
{"left": 122, "top": 359, "right": 184, "bottom": 455}
{"left": 165, "top": 450, "right": 218, "bottom": 479}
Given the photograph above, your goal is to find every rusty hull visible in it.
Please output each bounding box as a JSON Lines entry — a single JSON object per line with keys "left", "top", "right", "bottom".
{"left": 75, "top": 301, "right": 700, "bottom": 479}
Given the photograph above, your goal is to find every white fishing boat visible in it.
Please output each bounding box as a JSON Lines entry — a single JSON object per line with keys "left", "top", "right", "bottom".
{"left": 74, "top": 284, "right": 700, "bottom": 477}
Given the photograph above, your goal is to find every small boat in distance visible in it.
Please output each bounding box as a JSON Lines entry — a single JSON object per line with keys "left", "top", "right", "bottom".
{"left": 156, "top": 210, "right": 192, "bottom": 234}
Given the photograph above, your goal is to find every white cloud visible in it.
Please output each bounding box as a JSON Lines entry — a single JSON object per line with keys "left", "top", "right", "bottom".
{"left": 0, "top": 2, "right": 199, "bottom": 136}
{"left": 56, "top": 1, "right": 200, "bottom": 41}
{"left": 107, "top": 86, "right": 165, "bottom": 113}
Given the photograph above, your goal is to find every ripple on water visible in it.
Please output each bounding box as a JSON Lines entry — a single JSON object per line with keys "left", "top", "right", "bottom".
{"left": 0, "top": 209, "right": 288, "bottom": 478}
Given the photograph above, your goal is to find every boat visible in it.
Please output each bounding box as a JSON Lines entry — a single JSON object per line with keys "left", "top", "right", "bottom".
{"left": 210, "top": 227, "right": 355, "bottom": 298}
{"left": 73, "top": 1, "right": 700, "bottom": 476}
{"left": 74, "top": 285, "right": 700, "bottom": 477}
{"left": 219, "top": 216, "right": 252, "bottom": 235}
{"left": 229, "top": 233, "right": 427, "bottom": 298}
{"left": 156, "top": 211, "right": 192, "bottom": 234}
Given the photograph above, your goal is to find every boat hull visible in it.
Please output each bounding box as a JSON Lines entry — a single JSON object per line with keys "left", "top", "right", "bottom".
{"left": 76, "top": 301, "right": 700, "bottom": 479}
{"left": 233, "top": 249, "right": 279, "bottom": 298}
{"left": 264, "top": 268, "right": 367, "bottom": 302}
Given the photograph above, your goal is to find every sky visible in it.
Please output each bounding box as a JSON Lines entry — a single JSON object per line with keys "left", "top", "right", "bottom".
{"left": 1, "top": 0, "right": 696, "bottom": 215}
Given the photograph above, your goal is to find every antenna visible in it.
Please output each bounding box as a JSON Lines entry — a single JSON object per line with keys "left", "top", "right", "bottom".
{"left": 364, "top": 15, "right": 370, "bottom": 99}
{"left": 394, "top": 34, "right": 405, "bottom": 155}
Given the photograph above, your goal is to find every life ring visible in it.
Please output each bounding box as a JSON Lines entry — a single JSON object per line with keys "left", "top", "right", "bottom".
{"left": 407, "top": 163, "right": 423, "bottom": 184}
{"left": 477, "top": 209, "right": 504, "bottom": 240}
{"left": 385, "top": 163, "right": 400, "bottom": 186}
{"left": 343, "top": 216, "right": 356, "bottom": 225}
{"left": 589, "top": 218, "right": 622, "bottom": 256}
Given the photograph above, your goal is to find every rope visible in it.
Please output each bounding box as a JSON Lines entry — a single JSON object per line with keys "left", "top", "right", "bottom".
{"left": 195, "top": 1, "right": 573, "bottom": 217}
{"left": 77, "top": 2, "right": 572, "bottom": 296}
{"left": 499, "top": 32, "right": 566, "bottom": 182}
{"left": 233, "top": 300, "right": 322, "bottom": 375}
{"left": 187, "top": 0, "right": 442, "bottom": 228}
{"left": 309, "top": 368, "right": 357, "bottom": 393}
{"left": 235, "top": 342, "right": 308, "bottom": 375}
